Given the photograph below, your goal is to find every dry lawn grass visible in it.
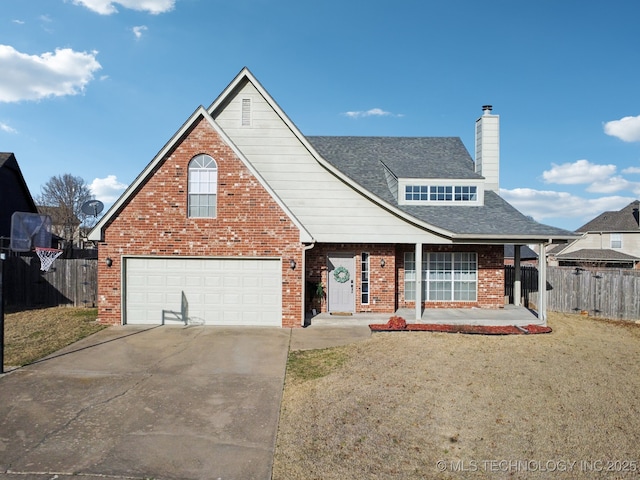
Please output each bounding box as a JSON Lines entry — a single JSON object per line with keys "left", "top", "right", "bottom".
{"left": 274, "top": 312, "right": 640, "bottom": 479}
{"left": 3, "top": 306, "right": 106, "bottom": 367}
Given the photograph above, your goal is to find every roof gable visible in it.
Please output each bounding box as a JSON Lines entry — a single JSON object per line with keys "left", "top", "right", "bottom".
{"left": 88, "top": 106, "right": 312, "bottom": 242}
{"left": 0, "top": 152, "right": 39, "bottom": 238}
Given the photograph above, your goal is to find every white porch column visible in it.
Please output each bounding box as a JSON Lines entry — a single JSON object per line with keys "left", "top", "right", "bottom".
{"left": 538, "top": 242, "right": 547, "bottom": 323}
{"left": 415, "top": 243, "right": 423, "bottom": 321}
{"left": 514, "top": 245, "right": 522, "bottom": 307}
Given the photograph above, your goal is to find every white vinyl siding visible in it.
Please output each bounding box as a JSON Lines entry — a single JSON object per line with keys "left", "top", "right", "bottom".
{"left": 404, "top": 252, "right": 477, "bottom": 302}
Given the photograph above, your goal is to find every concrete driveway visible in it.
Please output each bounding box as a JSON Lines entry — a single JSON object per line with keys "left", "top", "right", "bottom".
{"left": 0, "top": 325, "right": 292, "bottom": 480}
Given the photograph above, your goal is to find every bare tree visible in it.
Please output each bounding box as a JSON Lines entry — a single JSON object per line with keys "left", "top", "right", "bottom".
{"left": 36, "top": 174, "right": 94, "bottom": 248}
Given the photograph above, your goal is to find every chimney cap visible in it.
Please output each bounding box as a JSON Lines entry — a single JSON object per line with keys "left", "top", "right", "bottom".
{"left": 482, "top": 105, "right": 493, "bottom": 112}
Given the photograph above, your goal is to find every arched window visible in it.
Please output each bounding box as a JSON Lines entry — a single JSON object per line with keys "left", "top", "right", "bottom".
{"left": 188, "top": 154, "right": 217, "bottom": 218}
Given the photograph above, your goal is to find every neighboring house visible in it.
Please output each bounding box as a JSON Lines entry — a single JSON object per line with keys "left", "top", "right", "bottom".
{"left": 504, "top": 244, "right": 538, "bottom": 266}
{"left": 37, "top": 205, "right": 81, "bottom": 250}
{"left": 0, "top": 152, "right": 39, "bottom": 250}
{"left": 89, "top": 68, "right": 575, "bottom": 327}
{"left": 549, "top": 200, "right": 640, "bottom": 269}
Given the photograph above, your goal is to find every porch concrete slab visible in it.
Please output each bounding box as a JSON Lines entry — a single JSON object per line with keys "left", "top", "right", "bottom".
{"left": 0, "top": 325, "right": 290, "bottom": 480}
{"left": 309, "top": 305, "right": 542, "bottom": 327}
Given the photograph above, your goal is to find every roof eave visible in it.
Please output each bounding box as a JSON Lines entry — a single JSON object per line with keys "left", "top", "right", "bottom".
{"left": 450, "top": 233, "right": 580, "bottom": 244}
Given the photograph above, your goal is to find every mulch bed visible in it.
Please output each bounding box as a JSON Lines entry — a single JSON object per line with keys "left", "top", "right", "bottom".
{"left": 369, "top": 316, "right": 552, "bottom": 335}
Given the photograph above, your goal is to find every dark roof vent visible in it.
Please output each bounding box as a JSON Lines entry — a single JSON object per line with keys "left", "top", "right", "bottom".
{"left": 482, "top": 105, "right": 493, "bottom": 113}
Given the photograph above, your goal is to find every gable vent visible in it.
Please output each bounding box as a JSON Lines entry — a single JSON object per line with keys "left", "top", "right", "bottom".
{"left": 242, "top": 98, "right": 251, "bottom": 126}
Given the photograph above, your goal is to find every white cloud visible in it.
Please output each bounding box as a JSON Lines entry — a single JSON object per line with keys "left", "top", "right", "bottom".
{"left": 500, "top": 188, "right": 635, "bottom": 224}
{"left": 586, "top": 175, "right": 640, "bottom": 194}
{"left": 132, "top": 25, "right": 148, "bottom": 39}
{"left": 542, "top": 159, "right": 616, "bottom": 185}
{"left": 0, "top": 122, "right": 17, "bottom": 134}
{"left": 12, "top": 19, "right": 25, "bottom": 25}
{"left": 0, "top": 45, "right": 102, "bottom": 103}
{"left": 90, "top": 175, "right": 128, "bottom": 203}
{"left": 343, "top": 108, "right": 404, "bottom": 119}
{"left": 622, "top": 166, "right": 640, "bottom": 174}
{"left": 72, "top": 0, "right": 175, "bottom": 15}
{"left": 604, "top": 115, "right": 640, "bottom": 142}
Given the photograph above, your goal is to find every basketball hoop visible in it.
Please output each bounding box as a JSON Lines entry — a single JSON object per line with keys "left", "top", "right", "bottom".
{"left": 35, "top": 247, "right": 63, "bottom": 272}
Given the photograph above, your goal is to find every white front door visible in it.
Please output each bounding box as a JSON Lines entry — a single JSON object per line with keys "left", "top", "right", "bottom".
{"left": 327, "top": 254, "right": 355, "bottom": 313}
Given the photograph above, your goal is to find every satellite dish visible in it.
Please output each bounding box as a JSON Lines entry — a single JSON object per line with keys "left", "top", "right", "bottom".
{"left": 81, "top": 199, "right": 104, "bottom": 217}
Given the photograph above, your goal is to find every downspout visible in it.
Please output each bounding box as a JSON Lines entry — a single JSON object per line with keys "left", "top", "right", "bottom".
{"left": 301, "top": 242, "right": 316, "bottom": 326}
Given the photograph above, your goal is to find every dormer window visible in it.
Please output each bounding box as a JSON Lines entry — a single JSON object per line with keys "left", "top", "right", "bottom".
{"left": 405, "top": 185, "right": 429, "bottom": 201}
{"left": 401, "top": 182, "right": 480, "bottom": 205}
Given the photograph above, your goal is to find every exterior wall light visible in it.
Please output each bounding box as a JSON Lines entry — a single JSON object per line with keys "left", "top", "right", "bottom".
{"left": 380, "top": 258, "right": 386, "bottom": 268}
{"left": 290, "top": 259, "right": 296, "bottom": 270}
{"left": 106, "top": 257, "right": 113, "bottom": 267}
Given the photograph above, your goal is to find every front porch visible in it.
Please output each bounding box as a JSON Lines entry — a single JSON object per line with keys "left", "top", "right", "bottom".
{"left": 306, "top": 305, "right": 541, "bottom": 327}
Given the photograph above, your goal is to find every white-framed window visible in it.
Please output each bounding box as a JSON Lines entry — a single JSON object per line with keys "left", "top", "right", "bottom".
{"left": 361, "top": 252, "right": 370, "bottom": 304}
{"left": 402, "top": 184, "right": 479, "bottom": 204}
{"left": 404, "top": 251, "right": 477, "bottom": 302}
{"left": 405, "top": 185, "right": 429, "bottom": 201}
{"left": 404, "top": 252, "right": 421, "bottom": 301}
{"left": 610, "top": 233, "right": 622, "bottom": 249}
{"left": 188, "top": 154, "right": 218, "bottom": 218}
{"left": 454, "top": 185, "right": 478, "bottom": 201}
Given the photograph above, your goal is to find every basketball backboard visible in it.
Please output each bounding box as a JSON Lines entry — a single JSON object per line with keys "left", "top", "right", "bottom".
{"left": 10, "top": 212, "right": 52, "bottom": 252}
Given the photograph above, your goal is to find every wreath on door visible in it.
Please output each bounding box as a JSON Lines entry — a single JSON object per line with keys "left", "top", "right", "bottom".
{"left": 333, "top": 266, "right": 350, "bottom": 283}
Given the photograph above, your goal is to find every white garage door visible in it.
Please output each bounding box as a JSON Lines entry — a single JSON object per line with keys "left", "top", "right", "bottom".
{"left": 124, "top": 257, "right": 282, "bottom": 326}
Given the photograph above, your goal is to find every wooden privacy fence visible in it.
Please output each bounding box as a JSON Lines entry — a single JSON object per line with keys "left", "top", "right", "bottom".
{"left": 504, "top": 265, "right": 539, "bottom": 307}
{"left": 3, "top": 256, "right": 97, "bottom": 309}
{"left": 539, "top": 266, "right": 640, "bottom": 321}
{"left": 513, "top": 265, "right": 640, "bottom": 321}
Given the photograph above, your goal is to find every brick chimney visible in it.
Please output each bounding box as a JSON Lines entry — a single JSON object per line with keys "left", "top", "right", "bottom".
{"left": 475, "top": 105, "right": 500, "bottom": 191}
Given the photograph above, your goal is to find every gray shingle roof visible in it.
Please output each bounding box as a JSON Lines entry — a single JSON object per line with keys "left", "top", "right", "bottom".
{"left": 577, "top": 200, "right": 640, "bottom": 232}
{"left": 307, "top": 136, "right": 575, "bottom": 238}
{"left": 556, "top": 248, "right": 640, "bottom": 262}
{"left": 308, "top": 136, "right": 481, "bottom": 179}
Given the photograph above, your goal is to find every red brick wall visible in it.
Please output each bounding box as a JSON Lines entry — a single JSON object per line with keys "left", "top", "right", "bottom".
{"left": 396, "top": 244, "right": 505, "bottom": 309}
{"left": 97, "top": 116, "right": 303, "bottom": 327}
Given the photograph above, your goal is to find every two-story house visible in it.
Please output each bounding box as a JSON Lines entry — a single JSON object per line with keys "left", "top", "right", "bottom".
{"left": 550, "top": 200, "right": 640, "bottom": 268}
{"left": 89, "top": 68, "right": 575, "bottom": 327}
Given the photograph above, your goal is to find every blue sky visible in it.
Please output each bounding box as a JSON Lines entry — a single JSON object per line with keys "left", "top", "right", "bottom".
{"left": 2, "top": 0, "right": 640, "bottom": 231}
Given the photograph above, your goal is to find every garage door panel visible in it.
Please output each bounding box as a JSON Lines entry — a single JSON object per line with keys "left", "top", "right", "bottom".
{"left": 125, "top": 257, "right": 282, "bottom": 326}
